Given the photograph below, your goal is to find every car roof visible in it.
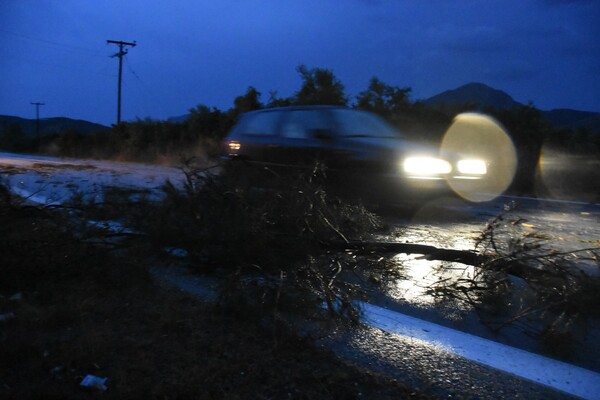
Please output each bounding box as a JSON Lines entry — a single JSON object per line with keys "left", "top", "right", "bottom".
{"left": 243, "top": 105, "right": 350, "bottom": 115}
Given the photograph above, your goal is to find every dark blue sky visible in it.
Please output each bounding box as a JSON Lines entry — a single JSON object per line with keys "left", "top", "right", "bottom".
{"left": 1, "top": 0, "right": 599, "bottom": 126}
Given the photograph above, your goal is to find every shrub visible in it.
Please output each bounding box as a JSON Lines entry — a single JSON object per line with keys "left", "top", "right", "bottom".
{"left": 132, "top": 159, "right": 399, "bottom": 321}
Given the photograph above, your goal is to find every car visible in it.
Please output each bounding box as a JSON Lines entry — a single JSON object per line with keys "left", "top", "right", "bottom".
{"left": 222, "top": 105, "right": 489, "bottom": 203}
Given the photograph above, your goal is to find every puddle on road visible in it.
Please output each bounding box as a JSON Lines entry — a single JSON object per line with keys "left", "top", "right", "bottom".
{"left": 374, "top": 223, "right": 482, "bottom": 310}
{"left": 388, "top": 256, "right": 476, "bottom": 309}
{"left": 392, "top": 224, "right": 479, "bottom": 251}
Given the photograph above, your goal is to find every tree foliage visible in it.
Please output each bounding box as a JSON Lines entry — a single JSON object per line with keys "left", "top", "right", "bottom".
{"left": 232, "top": 86, "right": 263, "bottom": 116}
{"left": 187, "top": 105, "right": 229, "bottom": 143}
{"left": 294, "top": 65, "right": 347, "bottom": 106}
{"left": 354, "top": 76, "right": 449, "bottom": 143}
{"left": 355, "top": 77, "right": 411, "bottom": 117}
{"left": 266, "top": 90, "right": 294, "bottom": 108}
{"left": 0, "top": 125, "right": 29, "bottom": 152}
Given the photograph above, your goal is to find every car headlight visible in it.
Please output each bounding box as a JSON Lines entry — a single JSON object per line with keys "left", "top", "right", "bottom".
{"left": 227, "top": 141, "right": 241, "bottom": 151}
{"left": 403, "top": 157, "right": 452, "bottom": 176}
{"left": 457, "top": 159, "right": 487, "bottom": 175}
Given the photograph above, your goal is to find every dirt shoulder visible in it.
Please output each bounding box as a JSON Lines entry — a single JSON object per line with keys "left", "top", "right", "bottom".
{"left": 0, "top": 200, "right": 432, "bottom": 399}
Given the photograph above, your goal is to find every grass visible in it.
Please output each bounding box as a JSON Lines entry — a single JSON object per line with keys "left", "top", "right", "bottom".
{"left": 0, "top": 188, "right": 432, "bottom": 399}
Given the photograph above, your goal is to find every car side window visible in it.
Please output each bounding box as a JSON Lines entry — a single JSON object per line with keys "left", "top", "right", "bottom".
{"left": 282, "top": 122, "right": 305, "bottom": 139}
{"left": 331, "top": 109, "right": 401, "bottom": 139}
{"left": 241, "top": 111, "right": 281, "bottom": 136}
{"left": 281, "top": 110, "right": 331, "bottom": 140}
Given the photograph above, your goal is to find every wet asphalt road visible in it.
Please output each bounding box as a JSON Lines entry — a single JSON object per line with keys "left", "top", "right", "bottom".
{"left": 319, "top": 325, "right": 577, "bottom": 399}
{"left": 375, "top": 196, "right": 599, "bottom": 340}
{"left": 354, "top": 194, "right": 600, "bottom": 398}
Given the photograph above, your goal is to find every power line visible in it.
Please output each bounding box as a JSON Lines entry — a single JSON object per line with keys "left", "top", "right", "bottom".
{"left": 124, "top": 55, "right": 143, "bottom": 82}
{"left": 106, "top": 39, "right": 137, "bottom": 125}
{"left": 4, "top": 53, "right": 115, "bottom": 78}
{"left": 0, "top": 28, "right": 106, "bottom": 57}
{"left": 123, "top": 55, "right": 162, "bottom": 121}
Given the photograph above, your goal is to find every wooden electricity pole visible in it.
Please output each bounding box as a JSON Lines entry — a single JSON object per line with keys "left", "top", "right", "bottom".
{"left": 107, "top": 39, "right": 136, "bottom": 125}
{"left": 30, "top": 101, "right": 45, "bottom": 139}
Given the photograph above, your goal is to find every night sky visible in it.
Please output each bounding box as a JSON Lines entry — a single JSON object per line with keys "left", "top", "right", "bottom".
{"left": 1, "top": 0, "right": 599, "bottom": 126}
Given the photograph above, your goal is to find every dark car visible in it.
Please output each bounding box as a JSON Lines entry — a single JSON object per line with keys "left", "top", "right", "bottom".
{"left": 222, "top": 106, "right": 489, "bottom": 202}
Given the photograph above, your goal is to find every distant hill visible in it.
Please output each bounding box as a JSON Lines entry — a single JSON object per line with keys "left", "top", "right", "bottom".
{"left": 0, "top": 115, "right": 110, "bottom": 136}
{"left": 423, "top": 82, "right": 521, "bottom": 110}
{"left": 541, "top": 109, "right": 600, "bottom": 132}
{"left": 423, "top": 83, "right": 599, "bottom": 134}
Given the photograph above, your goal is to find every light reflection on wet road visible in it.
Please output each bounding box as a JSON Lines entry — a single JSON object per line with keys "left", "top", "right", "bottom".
{"left": 366, "top": 194, "right": 600, "bottom": 374}
{"left": 388, "top": 256, "right": 476, "bottom": 308}
{"left": 374, "top": 222, "right": 480, "bottom": 307}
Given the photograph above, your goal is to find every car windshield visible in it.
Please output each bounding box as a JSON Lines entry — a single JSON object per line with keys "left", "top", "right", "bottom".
{"left": 281, "top": 110, "right": 331, "bottom": 139}
{"left": 332, "top": 109, "right": 403, "bottom": 139}
{"left": 239, "top": 111, "right": 282, "bottom": 136}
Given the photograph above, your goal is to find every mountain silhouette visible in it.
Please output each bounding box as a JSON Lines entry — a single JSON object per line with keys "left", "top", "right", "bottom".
{"left": 423, "top": 82, "right": 521, "bottom": 110}
{"left": 0, "top": 116, "right": 109, "bottom": 137}
{"left": 423, "top": 82, "right": 598, "bottom": 134}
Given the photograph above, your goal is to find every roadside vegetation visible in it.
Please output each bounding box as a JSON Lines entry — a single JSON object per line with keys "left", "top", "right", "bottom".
{"left": 0, "top": 182, "right": 433, "bottom": 399}
{"left": 128, "top": 160, "right": 405, "bottom": 322}
{"left": 60, "top": 157, "right": 405, "bottom": 324}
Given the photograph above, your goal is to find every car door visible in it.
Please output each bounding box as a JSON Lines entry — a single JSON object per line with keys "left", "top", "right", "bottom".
{"left": 233, "top": 110, "right": 284, "bottom": 163}
{"left": 274, "top": 109, "right": 337, "bottom": 169}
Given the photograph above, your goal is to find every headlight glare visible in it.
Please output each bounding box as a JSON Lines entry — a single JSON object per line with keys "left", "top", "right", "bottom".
{"left": 403, "top": 157, "right": 452, "bottom": 175}
{"left": 457, "top": 159, "right": 487, "bottom": 175}
{"left": 228, "top": 141, "right": 241, "bottom": 151}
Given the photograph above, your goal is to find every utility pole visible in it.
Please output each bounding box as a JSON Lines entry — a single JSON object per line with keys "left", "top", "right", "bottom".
{"left": 30, "top": 101, "right": 45, "bottom": 139}
{"left": 107, "top": 39, "right": 136, "bottom": 125}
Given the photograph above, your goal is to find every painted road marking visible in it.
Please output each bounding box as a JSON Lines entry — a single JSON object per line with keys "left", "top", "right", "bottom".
{"left": 499, "top": 194, "right": 600, "bottom": 208}
{"left": 361, "top": 302, "right": 600, "bottom": 400}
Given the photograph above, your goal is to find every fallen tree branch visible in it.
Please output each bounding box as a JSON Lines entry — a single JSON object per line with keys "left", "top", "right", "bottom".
{"left": 329, "top": 240, "right": 484, "bottom": 265}
{"left": 326, "top": 240, "right": 598, "bottom": 285}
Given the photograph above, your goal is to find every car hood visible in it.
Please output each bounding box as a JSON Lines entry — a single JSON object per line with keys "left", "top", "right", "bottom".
{"left": 340, "top": 135, "right": 439, "bottom": 158}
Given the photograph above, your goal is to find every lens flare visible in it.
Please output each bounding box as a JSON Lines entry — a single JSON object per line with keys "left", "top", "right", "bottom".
{"left": 457, "top": 159, "right": 487, "bottom": 175}
{"left": 538, "top": 144, "right": 600, "bottom": 203}
{"left": 441, "top": 113, "right": 517, "bottom": 202}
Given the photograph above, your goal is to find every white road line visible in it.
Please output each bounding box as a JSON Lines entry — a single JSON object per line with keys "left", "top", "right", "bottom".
{"left": 499, "top": 194, "right": 600, "bottom": 208}
{"left": 361, "top": 302, "right": 600, "bottom": 400}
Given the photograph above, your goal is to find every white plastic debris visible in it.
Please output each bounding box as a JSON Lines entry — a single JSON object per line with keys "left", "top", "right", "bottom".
{"left": 164, "top": 247, "right": 189, "bottom": 258}
{"left": 80, "top": 374, "right": 108, "bottom": 391}
{"left": 0, "top": 312, "right": 16, "bottom": 321}
{"left": 9, "top": 292, "right": 23, "bottom": 301}
{"left": 50, "top": 366, "right": 63, "bottom": 375}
